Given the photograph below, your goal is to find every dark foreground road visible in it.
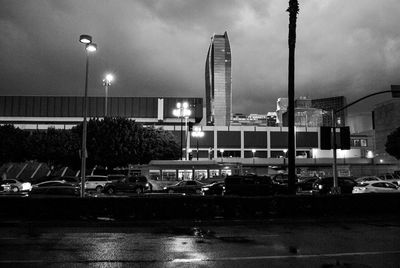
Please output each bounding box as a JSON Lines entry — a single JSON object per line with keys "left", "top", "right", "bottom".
{"left": 0, "top": 217, "right": 399, "bottom": 267}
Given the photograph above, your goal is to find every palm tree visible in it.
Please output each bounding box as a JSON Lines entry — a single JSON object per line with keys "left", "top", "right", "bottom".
{"left": 287, "top": 0, "right": 299, "bottom": 194}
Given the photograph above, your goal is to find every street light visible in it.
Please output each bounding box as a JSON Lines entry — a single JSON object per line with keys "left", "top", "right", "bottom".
{"left": 312, "top": 148, "right": 317, "bottom": 169}
{"left": 252, "top": 149, "right": 256, "bottom": 164}
{"left": 102, "top": 73, "right": 113, "bottom": 117}
{"left": 191, "top": 126, "right": 204, "bottom": 160}
{"left": 79, "top": 34, "right": 97, "bottom": 198}
{"left": 173, "top": 102, "right": 191, "bottom": 160}
{"left": 283, "top": 149, "right": 288, "bottom": 168}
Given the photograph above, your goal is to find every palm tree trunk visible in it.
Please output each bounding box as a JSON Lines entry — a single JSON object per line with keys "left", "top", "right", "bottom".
{"left": 287, "top": 0, "right": 299, "bottom": 195}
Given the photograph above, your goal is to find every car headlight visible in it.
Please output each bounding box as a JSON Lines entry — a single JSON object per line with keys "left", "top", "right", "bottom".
{"left": 22, "top": 182, "right": 32, "bottom": 191}
{"left": 202, "top": 187, "right": 209, "bottom": 191}
{"left": 163, "top": 187, "right": 167, "bottom": 190}
{"left": 318, "top": 185, "right": 323, "bottom": 190}
{"left": 145, "top": 183, "right": 149, "bottom": 187}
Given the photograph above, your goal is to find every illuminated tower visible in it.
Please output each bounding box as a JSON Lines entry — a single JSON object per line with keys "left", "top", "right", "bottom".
{"left": 205, "top": 31, "right": 232, "bottom": 126}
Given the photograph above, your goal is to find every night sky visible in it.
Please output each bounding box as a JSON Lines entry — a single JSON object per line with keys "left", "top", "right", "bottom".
{"left": 1, "top": 0, "right": 400, "bottom": 115}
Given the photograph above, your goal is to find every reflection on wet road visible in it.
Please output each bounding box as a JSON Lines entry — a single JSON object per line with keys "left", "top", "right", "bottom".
{"left": 0, "top": 218, "right": 399, "bottom": 267}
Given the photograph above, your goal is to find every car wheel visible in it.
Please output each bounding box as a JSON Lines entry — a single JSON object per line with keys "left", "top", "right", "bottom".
{"left": 168, "top": 189, "right": 174, "bottom": 194}
{"left": 136, "top": 187, "right": 142, "bottom": 194}
{"left": 11, "top": 186, "right": 19, "bottom": 192}
{"left": 95, "top": 185, "right": 103, "bottom": 193}
{"left": 107, "top": 187, "right": 115, "bottom": 195}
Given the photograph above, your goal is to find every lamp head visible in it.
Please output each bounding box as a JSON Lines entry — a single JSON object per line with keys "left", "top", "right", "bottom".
{"left": 79, "top": 34, "right": 92, "bottom": 44}
{"left": 86, "top": 43, "right": 97, "bottom": 52}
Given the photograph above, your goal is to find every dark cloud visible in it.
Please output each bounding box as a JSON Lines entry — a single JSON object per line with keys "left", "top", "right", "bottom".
{"left": 0, "top": 0, "right": 399, "bottom": 115}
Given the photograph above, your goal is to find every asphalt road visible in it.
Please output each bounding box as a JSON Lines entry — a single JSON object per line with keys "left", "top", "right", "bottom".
{"left": 0, "top": 217, "right": 399, "bottom": 267}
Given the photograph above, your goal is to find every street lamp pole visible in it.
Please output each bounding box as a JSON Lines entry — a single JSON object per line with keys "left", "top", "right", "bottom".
{"left": 173, "top": 102, "right": 191, "bottom": 160}
{"left": 191, "top": 126, "right": 204, "bottom": 160}
{"left": 220, "top": 149, "right": 224, "bottom": 162}
{"left": 283, "top": 149, "right": 288, "bottom": 169}
{"left": 102, "top": 74, "right": 113, "bottom": 117}
{"left": 79, "top": 34, "right": 97, "bottom": 198}
{"left": 252, "top": 149, "right": 256, "bottom": 164}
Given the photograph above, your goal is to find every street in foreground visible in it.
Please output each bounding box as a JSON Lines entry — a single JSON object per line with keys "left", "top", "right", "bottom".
{"left": 0, "top": 217, "right": 399, "bottom": 267}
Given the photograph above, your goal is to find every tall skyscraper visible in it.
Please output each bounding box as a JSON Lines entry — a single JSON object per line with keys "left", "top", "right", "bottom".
{"left": 205, "top": 31, "right": 232, "bottom": 126}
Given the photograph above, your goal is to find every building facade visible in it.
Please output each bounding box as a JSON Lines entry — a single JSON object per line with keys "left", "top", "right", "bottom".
{"left": 0, "top": 96, "right": 203, "bottom": 129}
{"left": 373, "top": 99, "right": 400, "bottom": 163}
{"left": 205, "top": 31, "right": 232, "bottom": 126}
{"left": 311, "top": 96, "right": 347, "bottom": 127}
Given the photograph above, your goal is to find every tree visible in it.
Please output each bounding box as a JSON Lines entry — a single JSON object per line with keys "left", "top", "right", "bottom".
{"left": 287, "top": 0, "right": 300, "bottom": 194}
{"left": 0, "top": 124, "right": 29, "bottom": 164}
{"left": 72, "top": 117, "right": 180, "bottom": 169}
{"left": 28, "top": 128, "right": 80, "bottom": 169}
{"left": 385, "top": 127, "right": 400, "bottom": 160}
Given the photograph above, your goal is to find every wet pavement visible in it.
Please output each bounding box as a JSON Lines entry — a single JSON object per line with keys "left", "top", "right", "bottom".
{"left": 0, "top": 217, "right": 399, "bottom": 267}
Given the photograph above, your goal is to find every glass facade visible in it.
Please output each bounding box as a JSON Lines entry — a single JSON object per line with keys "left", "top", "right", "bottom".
{"left": 205, "top": 32, "right": 232, "bottom": 126}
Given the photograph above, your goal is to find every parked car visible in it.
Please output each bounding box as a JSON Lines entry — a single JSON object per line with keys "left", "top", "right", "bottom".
{"left": 272, "top": 173, "right": 288, "bottom": 185}
{"left": 352, "top": 181, "right": 399, "bottom": 194}
{"left": 30, "top": 175, "right": 59, "bottom": 185}
{"left": 103, "top": 176, "right": 152, "bottom": 194}
{"left": 163, "top": 180, "right": 204, "bottom": 194}
{"left": 223, "top": 175, "right": 276, "bottom": 196}
{"left": 379, "top": 174, "right": 400, "bottom": 186}
{"left": 60, "top": 176, "right": 81, "bottom": 185}
{"left": 32, "top": 180, "right": 72, "bottom": 188}
{"left": 312, "top": 177, "right": 357, "bottom": 194}
{"left": 296, "top": 177, "right": 319, "bottom": 192}
{"left": 107, "top": 174, "right": 126, "bottom": 181}
{"left": 1, "top": 179, "right": 31, "bottom": 192}
{"left": 29, "top": 185, "right": 80, "bottom": 197}
{"left": 201, "top": 181, "right": 225, "bottom": 196}
{"left": 355, "top": 176, "right": 384, "bottom": 183}
{"left": 84, "top": 175, "right": 112, "bottom": 192}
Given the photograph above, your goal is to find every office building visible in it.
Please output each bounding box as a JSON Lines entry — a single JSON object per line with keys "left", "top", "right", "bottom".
{"left": 311, "top": 96, "right": 347, "bottom": 127}
{"left": 205, "top": 31, "right": 232, "bottom": 126}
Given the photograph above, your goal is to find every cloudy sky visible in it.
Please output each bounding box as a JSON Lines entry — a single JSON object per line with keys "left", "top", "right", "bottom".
{"left": 1, "top": 0, "right": 400, "bottom": 115}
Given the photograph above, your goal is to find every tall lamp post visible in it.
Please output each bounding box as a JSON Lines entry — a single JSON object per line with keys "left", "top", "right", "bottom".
{"left": 191, "top": 126, "right": 204, "bottom": 160}
{"left": 283, "top": 149, "right": 288, "bottom": 168}
{"left": 173, "top": 102, "right": 191, "bottom": 160}
{"left": 79, "top": 34, "right": 97, "bottom": 198}
{"left": 102, "top": 73, "right": 113, "bottom": 117}
{"left": 252, "top": 149, "right": 256, "bottom": 164}
{"left": 220, "top": 149, "right": 225, "bottom": 162}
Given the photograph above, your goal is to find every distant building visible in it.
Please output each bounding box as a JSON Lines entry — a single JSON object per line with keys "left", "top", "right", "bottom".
{"left": 0, "top": 96, "right": 203, "bottom": 129}
{"left": 279, "top": 97, "right": 324, "bottom": 127}
{"left": 205, "top": 31, "right": 232, "bottom": 126}
{"left": 282, "top": 107, "right": 324, "bottom": 127}
{"left": 230, "top": 113, "right": 277, "bottom": 126}
{"left": 348, "top": 112, "right": 373, "bottom": 134}
{"left": 373, "top": 99, "right": 400, "bottom": 162}
{"left": 276, "top": 98, "right": 288, "bottom": 125}
{"left": 311, "top": 96, "right": 347, "bottom": 127}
